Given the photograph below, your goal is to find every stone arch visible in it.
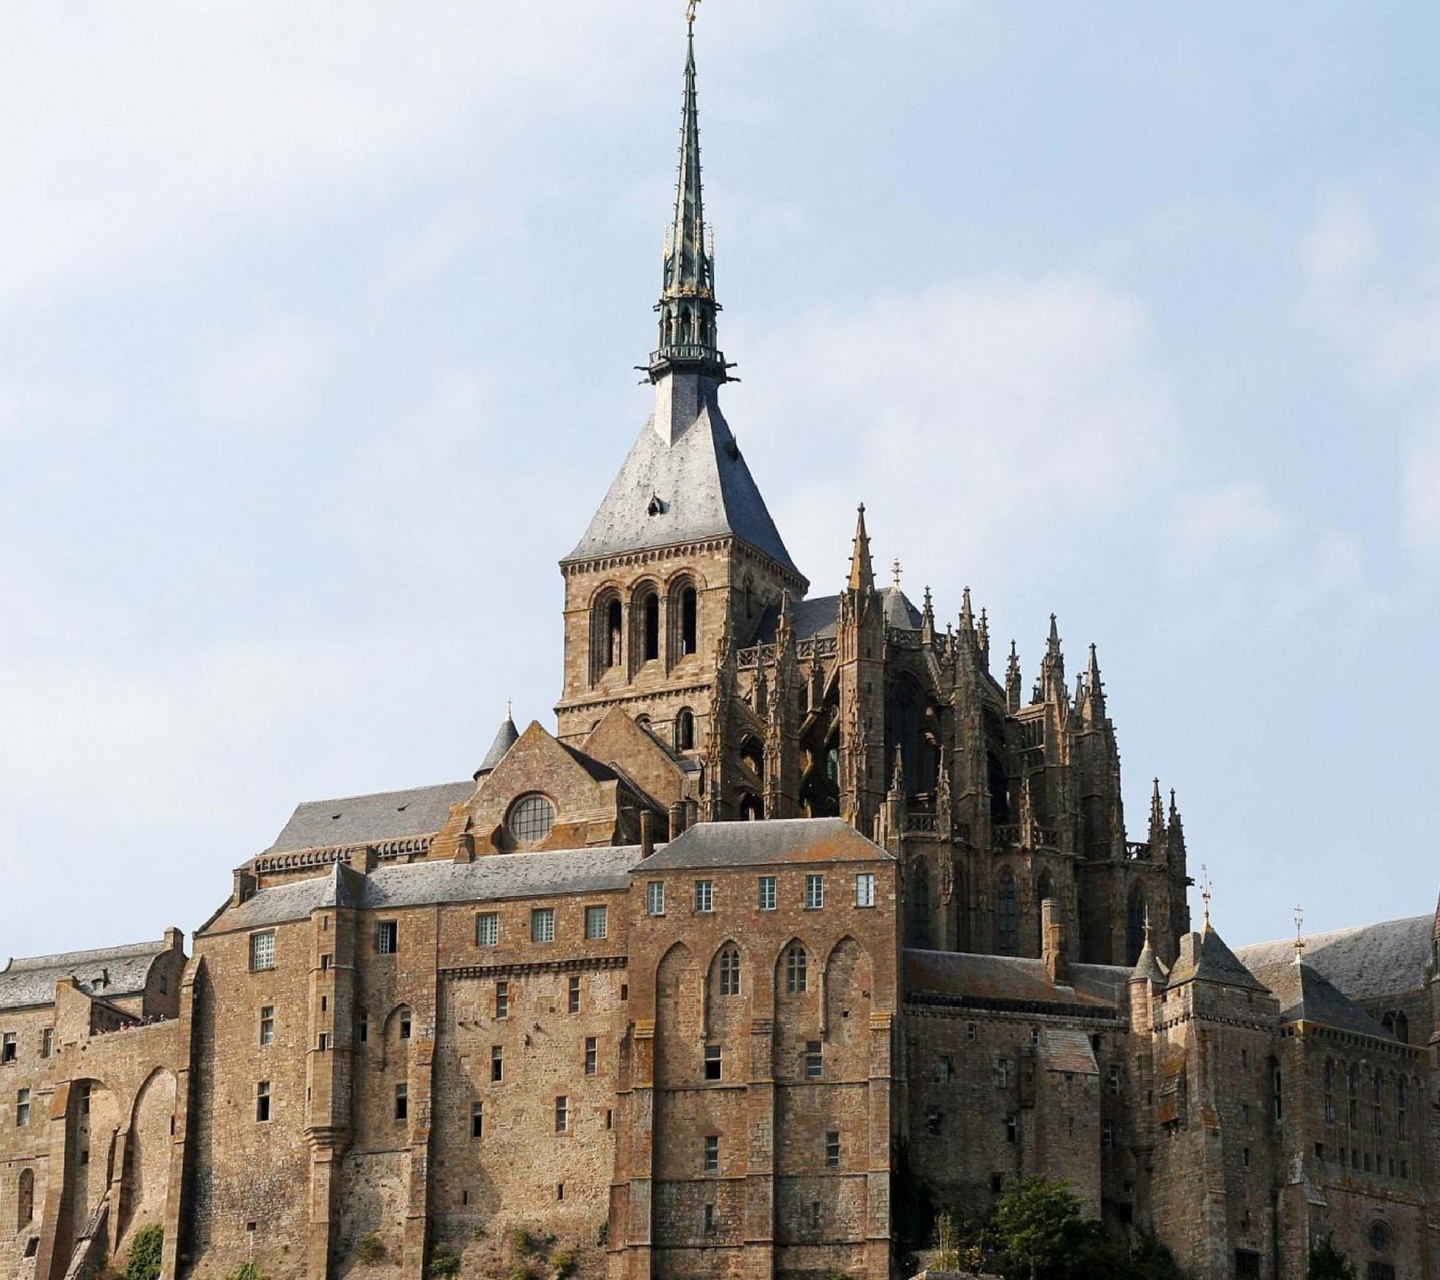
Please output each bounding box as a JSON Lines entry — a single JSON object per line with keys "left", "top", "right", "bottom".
{"left": 667, "top": 571, "right": 702, "bottom": 662}
{"left": 630, "top": 578, "right": 662, "bottom": 668}
{"left": 674, "top": 706, "right": 697, "bottom": 752}
{"left": 17, "top": 1167, "right": 34, "bottom": 1230}
{"left": 775, "top": 938, "right": 811, "bottom": 998}
{"left": 906, "top": 860, "right": 931, "bottom": 948}
{"left": 995, "top": 867, "right": 1018, "bottom": 956}
{"left": 68, "top": 1079, "right": 121, "bottom": 1243}
{"left": 655, "top": 943, "right": 698, "bottom": 1087}
{"left": 1125, "top": 882, "right": 1147, "bottom": 966}
{"left": 590, "top": 585, "right": 625, "bottom": 682}
{"left": 706, "top": 940, "right": 745, "bottom": 1002}
{"left": 119, "top": 1068, "right": 177, "bottom": 1247}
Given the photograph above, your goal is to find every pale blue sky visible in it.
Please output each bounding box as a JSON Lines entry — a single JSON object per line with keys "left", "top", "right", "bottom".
{"left": 2, "top": 2, "right": 1437, "bottom": 960}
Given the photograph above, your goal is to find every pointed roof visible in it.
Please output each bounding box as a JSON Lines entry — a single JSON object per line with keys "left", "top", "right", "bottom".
{"left": 1247, "top": 957, "right": 1397, "bottom": 1040}
{"left": 564, "top": 393, "right": 801, "bottom": 573}
{"left": 1167, "top": 924, "right": 1268, "bottom": 992}
{"left": 476, "top": 711, "right": 520, "bottom": 777}
{"left": 847, "top": 504, "right": 874, "bottom": 592}
{"left": 1132, "top": 942, "right": 1169, "bottom": 985}
{"left": 665, "top": 29, "right": 708, "bottom": 301}
{"left": 1236, "top": 915, "right": 1433, "bottom": 1002}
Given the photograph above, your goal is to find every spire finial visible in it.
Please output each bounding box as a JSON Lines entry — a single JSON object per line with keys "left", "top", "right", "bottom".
{"left": 1200, "top": 865, "right": 1212, "bottom": 931}
{"left": 847, "top": 504, "right": 875, "bottom": 593}
{"left": 1143, "top": 905, "right": 1154, "bottom": 948}
{"left": 891, "top": 558, "right": 903, "bottom": 590}
{"left": 686, "top": 0, "right": 699, "bottom": 28}
{"left": 1294, "top": 905, "right": 1305, "bottom": 961}
{"left": 506, "top": 698, "right": 513, "bottom": 722}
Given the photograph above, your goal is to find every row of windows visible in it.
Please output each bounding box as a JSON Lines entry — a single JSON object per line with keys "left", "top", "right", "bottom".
{"left": 591, "top": 582, "right": 700, "bottom": 679}
{"left": 646, "top": 873, "right": 875, "bottom": 916}
{"left": 1322, "top": 1062, "right": 1418, "bottom": 1139}
{"left": 701, "top": 1038, "right": 824, "bottom": 1082}
{"left": 0, "top": 1029, "right": 54, "bottom": 1065}
{"left": 699, "top": 1130, "right": 842, "bottom": 1174}
{"left": 248, "top": 904, "right": 613, "bottom": 972}
{"left": 1314, "top": 1138, "right": 1414, "bottom": 1181}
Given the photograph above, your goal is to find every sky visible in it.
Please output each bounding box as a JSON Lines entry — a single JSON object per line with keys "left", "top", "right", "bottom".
{"left": 1, "top": 1, "right": 1438, "bottom": 961}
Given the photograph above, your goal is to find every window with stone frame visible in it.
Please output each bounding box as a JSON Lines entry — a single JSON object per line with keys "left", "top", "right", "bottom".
{"left": 995, "top": 870, "right": 1019, "bottom": 956}
{"left": 805, "top": 1040, "right": 823, "bottom": 1079}
{"left": 495, "top": 981, "right": 509, "bottom": 1019}
{"left": 584, "top": 1037, "right": 598, "bottom": 1075}
{"left": 568, "top": 976, "right": 581, "bottom": 1013}
{"left": 855, "top": 873, "right": 876, "bottom": 908}
{"left": 376, "top": 921, "right": 398, "bottom": 954}
{"left": 703, "top": 1134, "right": 719, "bottom": 1174}
{"left": 694, "top": 880, "right": 714, "bottom": 913}
{"left": 476, "top": 912, "right": 499, "bottom": 947}
{"left": 585, "top": 905, "right": 608, "bottom": 940}
{"left": 15, "top": 1088, "right": 30, "bottom": 1127}
{"left": 491, "top": 1046, "right": 503, "bottom": 1082}
{"left": 40, "top": 1028, "right": 53, "bottom": 1059}
{"left": 531, "top": 907, "right": 555, "bottom": 944}
{"left": 255, "top": 1081, "right": 271, "bottom": 1123}
{"left": 249, "top": 931, "right": 276, "bottom": 972}
{"left": 804, "top": 874, "right": 824, "bottom": 909}
{"left": 704, "top": 1044, "right": 722, "bottom": 1081}
{"left": 508, "top": 794, "right": 556, "bottom": 844}
{"left": 718, "top": 947, "right": 741, "bottom": 996}
{"left": 757, "top": 876, "right": 776, "bottom": 911}
{"left": 554, "top": 1095, "right": 569, "bottom": 1133}
{"left": 785, "top": 944, "right": 808, "bottom": 994}
{"left": 394, "top": 1084, "right": 408, "bottom": 1122}
{"left": 2, "top": 1032, "right": 16, "bottom": 1064}
{"left": 647, "top": 881, "right": 665, "bottom": 916}
{"left": 259, "top": 1006, "right": 275, "bottom": 1046}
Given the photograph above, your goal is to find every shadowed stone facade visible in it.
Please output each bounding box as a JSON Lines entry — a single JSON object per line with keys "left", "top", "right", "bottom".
{"left": 3, "top": 21, "right": 1438, "bottom": 1280}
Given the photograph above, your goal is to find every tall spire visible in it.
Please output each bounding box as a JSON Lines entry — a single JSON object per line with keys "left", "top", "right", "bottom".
{"left": 650, "top": 20, "right": 727, "bottom": 383}
{"left": 848, "top": 504, "right": 875, "bottom": 593}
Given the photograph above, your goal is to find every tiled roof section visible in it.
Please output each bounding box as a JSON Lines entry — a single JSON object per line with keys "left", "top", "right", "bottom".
{"left": 1071, "top": 963, "right": 1134, "bottom": 1006}
{"left": 1247, "top": 957, "right": 1397, "bottom": 1040}
{"left": 903, "top": 951, "right": 1123, "bottom": 1009}
{"left": 1040, "top": 1027, "right": 1099, "bottom": 1075}
{"left": 1167, "top": 926, "right": 1268, "bottom": 992}
{"left": 265, "top": 780, "right": 475, "bottom": 855}
{"left": 753, "top": 595, "right": 841, "bottom": 645}
{"left": 636, "top": 818, "right": 893, "bottom": 871}
{"left": 1237, "top": 915, "right": 1432, "bottom": 1001}
{"left": 1131, "top": 943, "right": 1169, "bottom": 984}
{"left": 206, "top": 847, "right": 644, "bottom": 934}
{"left": 0, "top": 938, "right": 169, "bottom": 1011}
{"left": 562, "top": 400, "right": 802, "bottom": 577}
{"left": 882, "top": 586, "right": 922, "bottom": 631}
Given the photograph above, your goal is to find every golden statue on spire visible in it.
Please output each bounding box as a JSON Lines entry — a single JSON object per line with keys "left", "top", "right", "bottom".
{"left": 686, "top": 0, "right": 700, "bottom": 28}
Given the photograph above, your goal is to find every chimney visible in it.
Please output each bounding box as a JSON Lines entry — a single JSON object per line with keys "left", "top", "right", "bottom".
{"left": 164, "top": 927, "right": 185, "bottom": 954}
{"left": 668, "top": 802, "right": 687, "bottom": 839}
{"left": 640, "top": 811, "right": 654, "bottom": 859}
{"left": 1042, "top": 897, "right": 1069, "bottom": 984}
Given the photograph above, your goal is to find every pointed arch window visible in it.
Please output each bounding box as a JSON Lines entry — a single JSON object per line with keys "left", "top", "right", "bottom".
{"left": 907, "top": 864, "right": 931, "bottom": 948}
{"left": 784, "top": 944, "right": 808, "bottom": 995}
{"left": 676, "top": 708, "right": 696, "bottom": 752}
{"left": 17, "top": 1168, "right": 33, "bottom": 1228}
{"left": 718, "top": 947, "right": 741, "bottom": 997}
{"left": 996, "top": 869, "right": 1018, "bottom": 957}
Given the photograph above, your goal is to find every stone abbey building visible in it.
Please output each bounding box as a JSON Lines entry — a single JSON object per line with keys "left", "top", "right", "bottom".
{"left": 3, "top": 23, "right": 1438, "bottom": 1280}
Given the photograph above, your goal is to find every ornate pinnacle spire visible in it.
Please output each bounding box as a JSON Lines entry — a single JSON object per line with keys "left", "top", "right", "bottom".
{"left": 1085, "top": 642, "right": 1105, "bottom": 712}
{"left": 1005, "top": 639, "right": 1022, "bottom": 712}
{"left": 650, "top": 19, "right": 727, "bottom": 383}
{"left": 1149, "top": 778, "right": 1165, "bottom": 846}
{"left": 960, "top": 586, "right": 974, "bottom": 629}
{"left": 848, "top": 504, "right": 875, "bottom": 593}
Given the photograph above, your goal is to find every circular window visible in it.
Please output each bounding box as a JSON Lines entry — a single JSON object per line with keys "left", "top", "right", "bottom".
{"left": 1369, "top": 1222, "right": 1389, "bottom": 1254}
{"left": 508, "top": 794, "right": 555, "bottom": 844}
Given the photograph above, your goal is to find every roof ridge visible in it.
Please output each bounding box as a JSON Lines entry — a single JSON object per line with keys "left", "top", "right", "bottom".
{"left": 6, "top": 938, "right": 169, "bottom": 973}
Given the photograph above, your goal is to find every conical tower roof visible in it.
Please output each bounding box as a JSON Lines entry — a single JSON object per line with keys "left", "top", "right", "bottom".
{"left": 476, "top": 712, "right": 519, "bottom": 778}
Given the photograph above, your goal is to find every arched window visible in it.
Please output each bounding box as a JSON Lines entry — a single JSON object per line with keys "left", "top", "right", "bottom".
{"left": 1369, "top": 1222, "right": 1390, "bottom": 1254}
{"left": 718, "top": 947, "right": 741, "bottom": 997}
{"left": 507, "top": 794, "right": 555, "bottom": 845}
{"left": 1348, "top": 1064, "right": 1360, "bottom": 1128}
{"left": 675, "top": 708, "right": 696, "bottom": 752}
{"left": 681, "top": 586, "right": 698, "bottom": 655}
{"left": 743, "top": 576, "right": 754, "bottom": 621}
{"left": 996, "top": 869, "right": 1018, "bottom": 956}
{"left": 1323, "top": 1059, "right": 1336, "bottom": 1123}
{"left": 784, "top": 944, "right": 808, "bottom": 994}
{"left": 1125, "top": 884, "right": 1147, "bottom": 966}
{"left": 17, "top": 1167, "right": 33, "bottom": 1228}
{"left": 741, "top": 738, "right": 764, "bottom": 779}
{"left": 739, "top": 794, "right": 764, "bottom": 821}
{"left": 908, "top": 864, "right": 931, "bottom": 948}
{"left": 640, "top": 590, "right": 661, "bottom": 663}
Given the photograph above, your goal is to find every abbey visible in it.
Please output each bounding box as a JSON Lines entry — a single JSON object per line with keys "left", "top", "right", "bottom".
{"left": 2, "top": 22, "right": 1436, "bottom": 1280}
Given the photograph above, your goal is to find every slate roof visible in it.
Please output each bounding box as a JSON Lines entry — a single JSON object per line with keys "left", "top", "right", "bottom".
{"left": 265, "top": 781, "right": 475, "bottom": 854}
{"left": 1236, "top": 915, "right": 1433, "bottom": 1001}
{"left": 1247, "top": 957, "right": 1396, "bottom": 1040}
{"left": 0, "top": 939, "right": 170, "bottom": 1011}
{"left": 636, "top": 818, "right": 892, "bottom": 871}
{"left": 903, "top": 951, "right": 1126, "bottom": 1009}
{"left": 563, "top": 399, "right": 802, "bottom": 577}
{"left": 1040, "top": 1027, "right": 1099, "bottom": 1075}
{"left": 753, "top": 595, "right": 842, "bottom": 646}
{"left": 882, "top": 586, "right": 922, "bottom": 631}
{"left": 1131, "top": 942, "right": 1169, "bottom": 985}
{"left": 206, "top": 847, "right": 645, "bottom": 934}
{"left": 1167, "top": 926, "right": 1268, "bottom": 992}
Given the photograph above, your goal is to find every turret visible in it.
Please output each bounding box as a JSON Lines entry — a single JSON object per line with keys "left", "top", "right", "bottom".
{"left": 1005, "top": 640, "right": 1022, "bottom": 713}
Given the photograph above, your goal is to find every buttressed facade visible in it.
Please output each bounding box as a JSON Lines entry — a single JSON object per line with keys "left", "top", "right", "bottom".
{"left": 3, "top": 23, "right": 1438, "bottom": 1280}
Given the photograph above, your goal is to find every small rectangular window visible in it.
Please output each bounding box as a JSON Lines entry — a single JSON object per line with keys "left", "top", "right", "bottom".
{"left": 758, "top": 876, "right": 776, "bottom": 911}
{"left": 256, "top": 1081, "right": 271, "bottom": 1123}
{"left": 805, "top": 874, "right": 825, "bottom": 909}
{"left": 855, "top": 873, "right": 875, "bottom": 907}
{"left": 1108, "top": 1064, "right": 1121, "bottom": 1096}
{"left": 531, "top": 908, "right": 555, "bottom": 944}
{"left": 704, "top": 1044, "right": 722, "bottom": 1081}
{"left": 320, "top": 953, "right": 331, "bottom": 971}
{"left": 1006, "top": 1115, "right": 1018, "bottom": 1144}
{"left": 805, "top": 1040, "right": 823, "bottom": 1079}
{"left": 568, "top": 976, "right": 581, "bottom": 1014}
{"left": 394, "top": 1084, "right": 408, "bottom": 1122}
{"left": 703, "top": 1134, "right": 719, "bottom": 1173}
{"left": 647, "top": 881, "right": 665, "bottom": 916}
{"left": 966, "top": 1023, "right": 977, "bottom": 1042}
{"left": 472, "top": 1102, "right": 483, "bottom": 1138}
{"left": 926, "top": 1107, "right": 942, "bottom": 1136}
{"left": 585, "top": 905, "right": 608, "bottom": 940}
{"left": 2, "top": 1032, "right": 16, "bottom": 1063}
{"left": 40, "top": 1028, "right": 53, "bottom": 1059}
{"left": 249, "top": 931, "right": 276, "bottom": 972}
{"left": 585, "top": 1037, "right": 598, "bottom": 1076}
{"left": 934, "top": 1055, "right": 953, "bottom": 1083}
{"left": 377, "top": 921, "right": 398, "bottom": 954}
{"left": 15, "top": 1088, "right": 31, "bottom": 1127}
{"left": 825, "top": 1130, "right": 840, "bottom": 1168}
{"left": 554, "top": 1095, "right": 569, "bottom": 1134}
{"left": 491, "top": 1046, "right": 503, "bottom": 1082}
{"left": 399, "top": 1013, "right": 412, "bottom": 1039}
{"left": 495, "top": 981, "right": 509, "bottom": 1020}
{"left": 476, "top": 913, "right": 499, "bottom": 947}
{"left": 694, "top": 880, "right": 714, "bottom": 913}
{"left": 317, "top": 1032, "right": 331, "bottom": 1051}
{"left": 703, "top": 1203, "right": 716, "bottom": 1235}
{"left": 359, "top": 1013, "right": 368, "bottom": 1043}
{"left": 995, "top": 1058, "right": 1011, "bottom": 1089}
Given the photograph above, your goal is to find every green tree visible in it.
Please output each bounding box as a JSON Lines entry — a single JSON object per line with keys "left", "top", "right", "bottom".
{"left": 1309, "top": 1234, "right": 1356, "bottom": 1280}
{"left": 992, "top": 1176, "right": 1086, "bottom": 1280}
{"left": 125, "top": 1226, "right": 164, "bottom": 1280}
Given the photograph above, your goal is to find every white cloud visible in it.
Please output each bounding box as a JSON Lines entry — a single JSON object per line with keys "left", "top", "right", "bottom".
{"left": 193, "top": 313, "right": 334, "bottom": 429}
{"left": 734, "top": 274, "right": 1176, "bottom": 595}
{"left": 1170, "top": 481, "right": 1288, "bottom": 565}
{"left": 1300, "top": 191, "right": 1378, "bottom": 286}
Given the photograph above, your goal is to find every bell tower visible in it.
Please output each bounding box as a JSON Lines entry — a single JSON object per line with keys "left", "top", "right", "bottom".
{"left": 555, "top": 22, "right": 806, "bottom": 762}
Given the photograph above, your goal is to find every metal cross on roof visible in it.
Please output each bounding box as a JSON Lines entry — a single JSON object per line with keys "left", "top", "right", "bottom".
{"left": 891, "top": 558, "right": 903, "bottom": 589}
{"left": 686, "top": 0, "right": 700, "bottom": 28}
{"left": 1200, "top": 864, "right": 1212, "bottom": 929}
{"left": 1294, "top": 905, "right": 1305, "bottom": 959}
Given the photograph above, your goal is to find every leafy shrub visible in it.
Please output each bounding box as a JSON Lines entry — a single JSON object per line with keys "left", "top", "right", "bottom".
{"left": 507, "top": 1264, "right": 537, "bottom": 1280}
{"left": 125, "top": 1226, "right": 164, "bottom": 1280}
{"left": 551, "top": 1251, "right": 577, "bottom": 1280}
{"left": 356, "top": 1235, "right": 386, "bottom": 1266}
{"left": 427, "top": 1247, "right": 462, "bottom": 1280}
{"left": 510, "top": 1229, "right": 542, "bottom": 1259}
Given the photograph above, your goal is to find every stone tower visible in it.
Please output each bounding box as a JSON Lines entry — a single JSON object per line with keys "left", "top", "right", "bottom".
{"left": 554, "top": 28, "right": 807, "bottom": 807}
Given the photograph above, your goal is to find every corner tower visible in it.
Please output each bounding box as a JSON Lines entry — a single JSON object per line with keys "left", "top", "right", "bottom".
{"left": 556, "top": 23, "right": 807, "bottom": 778}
